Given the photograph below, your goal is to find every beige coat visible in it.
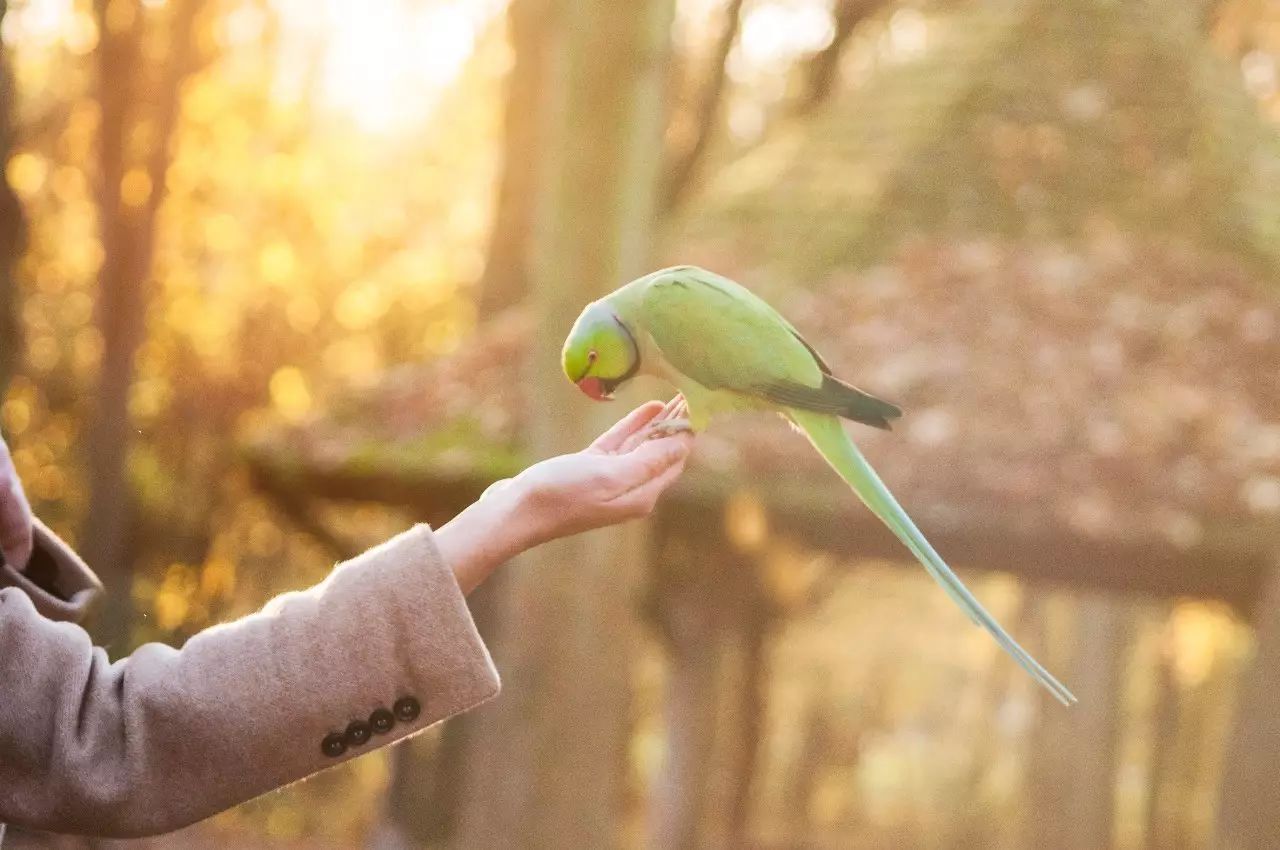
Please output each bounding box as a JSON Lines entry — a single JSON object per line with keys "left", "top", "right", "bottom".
{"left": 0, "top": 519, "right": 500, "bottom": 838}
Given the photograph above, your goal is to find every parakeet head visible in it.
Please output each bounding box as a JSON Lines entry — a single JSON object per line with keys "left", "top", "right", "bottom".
{"left": 561, "top": 300, "right": 640, "bottom": 401}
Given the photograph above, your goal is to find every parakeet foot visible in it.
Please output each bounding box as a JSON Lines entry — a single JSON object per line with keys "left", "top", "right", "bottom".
{"left": 645, "top": 418, "right": 693, "bottom": 439}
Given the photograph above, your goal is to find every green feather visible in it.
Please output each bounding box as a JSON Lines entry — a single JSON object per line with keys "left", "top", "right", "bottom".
{"left": 791, "top": 408, "right": 1077, "bottom": 706}
{"left": 624, "top": 266, "right": 827, "bottom": 394}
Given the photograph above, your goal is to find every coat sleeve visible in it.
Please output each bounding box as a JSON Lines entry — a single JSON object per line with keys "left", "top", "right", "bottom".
{"left": 0, "top": 518, "right": 105, "bottom": 624}
{"left": 0, "top": 523, "right": 501, "bottom": 838}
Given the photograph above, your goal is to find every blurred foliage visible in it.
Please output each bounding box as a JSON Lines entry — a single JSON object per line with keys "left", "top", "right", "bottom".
{"left": 683, "top": 0, "right": 1280, "bottom": 277}
{"left": 4, "top": 0, "right": 504, "bottom": 610}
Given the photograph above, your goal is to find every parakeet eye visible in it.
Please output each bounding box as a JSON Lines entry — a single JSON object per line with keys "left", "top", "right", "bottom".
{"left": 587, "top": 349, "right": 598, "bottom": 364}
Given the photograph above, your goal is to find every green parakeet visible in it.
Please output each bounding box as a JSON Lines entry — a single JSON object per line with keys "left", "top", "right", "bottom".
{"left": 562, "top": 265, "right": 1077, "bottom": 706}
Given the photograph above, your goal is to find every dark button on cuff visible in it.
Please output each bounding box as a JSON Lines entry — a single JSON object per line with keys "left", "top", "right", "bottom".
{"left": 345, "top": 719, "right": 372, "bottom": 747}
{"left": 321, "top": 732, "right": 347, "bottom": 758}
{"left": 370, "top": 708, "right": 395, "bottom": 734}
{"left": 393, "top": 696, "right": 421, "bottom": 723}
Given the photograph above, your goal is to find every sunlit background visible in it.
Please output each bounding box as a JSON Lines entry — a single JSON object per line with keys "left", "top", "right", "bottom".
{"left": 2, "top": 0, "right": 1279, "bottom": 848}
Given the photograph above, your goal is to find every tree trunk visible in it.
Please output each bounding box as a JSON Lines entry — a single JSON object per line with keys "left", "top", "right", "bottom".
{"left": 725, "top": 621, "right": 767, "bottom": 848}
{"left": 650, "top": 580, "right": 722, "bottom": 850}
{"left": 949, "top": 599, "right": 1030, "bottom": 850}
{"left": 451, "top": 0, "right": 674, "bottom": 846}
{"left": 793, "top": 0, "right": 886, "bottom": 117}
{"left": 784, "top": 692, "right": 834, "bottom": 843}
{"left": 1144, "top": 647, "right": 1179, "bottom": 850}
{"left": 377, "top": 0, "right": 558, "bottom": 825}
{"left": 0, "top": 0, "right": 24, "bottom": 397}
{"left": 1170, "top": 673, "right": 1212, "bottom": 850}
{"left": 1064, "top": 595, "right": 1126, "bottom": 850}
{"left": 647, "top": 534, "right": 774, "bottom": 850}
{"left": 474, "top": 0, "right": 551, "bottom": 318}
{"left": 1215, "top": 561, "right": 1280, "bottom": 850}
{"left": 660, "top": 0, "right": 745, "bottom": 213}
{"left": 82, "top": 0, "right": 200, "bottom": 648}
{"left": 1025, "top": 593, "right": 1128, "bottom": 850}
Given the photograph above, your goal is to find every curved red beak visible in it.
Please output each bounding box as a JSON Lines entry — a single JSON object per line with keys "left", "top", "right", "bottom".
{"left": 576, "top": 376, "right": 611, "bottom": 401}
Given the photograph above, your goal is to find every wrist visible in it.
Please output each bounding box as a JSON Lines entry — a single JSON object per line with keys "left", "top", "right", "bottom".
{"left": 479, "top": 479, "right": 540, "bottom": 556}
{"left": 434, "top": 480, "right": 536, "bottom": 595}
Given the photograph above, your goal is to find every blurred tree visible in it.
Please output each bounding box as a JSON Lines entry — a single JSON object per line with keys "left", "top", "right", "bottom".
{"left": 375, "top": 3, "right": 554, "bottom": 845}
{"left": 0, "top": 0, "right": 23, "bottom": 397}
{"left": 477, "top": 0, "right": 748, "bottom": 311}
{"left": 476, "top": 0, "right": 747, "bottom": 311}
{"left": 452, "top": 0, "right": 674, "bottom": 846}
{"left": 1144, "top": 647, "right": 1180, "bottom": 850}
{"left": 948, "top": 598, "right": 1030, "bottom": 849}
{"left": 661, "top": 0, "right": 745, "bottom": 212}
{"left": 792, "top": 0, "right": 888, "bottom": 118}
{"left": 82, "top": 0, "right": 204, "bottom": 647}
{"left": 647, "top": 533, "right": 776, "bottom": 850}
{"left": 1216, "top": 564, "right": 1280, "bottom": 850}
{"left": 783, "top": 684, "right": 837, "bottom": 839}
{"left": 1024, "top": 595, "right": 1128, "bottom": 850}
{"left": 662, "top": 0, "right": 896, "bottom": 215}
{"left": 474, "top": 0, "right": 551, "bottom": 318}
{"left": 477, "top": 0, "right": 893, "bottom": 301}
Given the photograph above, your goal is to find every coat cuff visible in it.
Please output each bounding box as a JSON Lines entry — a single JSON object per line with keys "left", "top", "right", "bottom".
{"left": 0, "top": 518, "right": 104, "bottom": 624}
{"left": 297, "top": 523, "right": 501, "bottom": 771}
{"left": 385, "top": 522, "right": 502, "bottom": 722}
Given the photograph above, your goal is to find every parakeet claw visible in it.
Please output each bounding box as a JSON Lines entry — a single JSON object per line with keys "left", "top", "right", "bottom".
{"left": 645, "top": 418, "right": 693, "bottom": 440}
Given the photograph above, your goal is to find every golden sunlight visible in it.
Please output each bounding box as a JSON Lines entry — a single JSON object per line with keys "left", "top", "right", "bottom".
{"left": 3, "top": 0, "right": 503, "bottom": 135}
{"left": 272, "top": 0, "right": 504, "bottom": 133}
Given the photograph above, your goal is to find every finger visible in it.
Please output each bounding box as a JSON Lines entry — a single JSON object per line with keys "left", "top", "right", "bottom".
{"left": 651, "top": 394, "right": 683, "bottom": 425}
{"left": 662, "top": 393, "right": 685, "bottom": 420}
{"left": 603, "top": 431, "right": 693, "bottom": 496}
{"left": 590, "top": 401, "right": 666, "bottom": 453}
{"left": 616, "top": 422, "right": 655, "bottom": 455}
{"left": 617, "top": 394, "right": 685, "bottom": 454}
{"left": 609, "top": 454, "right": 688, "bottom": 518}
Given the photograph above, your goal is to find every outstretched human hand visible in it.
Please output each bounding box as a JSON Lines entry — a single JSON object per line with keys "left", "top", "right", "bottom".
{"left": 502, "top": 395, "right": 693, "bottom": 543}
{"left": 436, "top": 397, "right": 694, "bottom": 594}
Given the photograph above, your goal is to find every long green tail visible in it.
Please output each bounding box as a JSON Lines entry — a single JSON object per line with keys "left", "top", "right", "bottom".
{"left": 792, "top": 409, "right": 1077, "bottom": 706}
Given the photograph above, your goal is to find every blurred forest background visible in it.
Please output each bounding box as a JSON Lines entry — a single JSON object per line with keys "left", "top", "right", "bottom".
{"left": 2, "top": 0, "right": 1280, "bottom": 848}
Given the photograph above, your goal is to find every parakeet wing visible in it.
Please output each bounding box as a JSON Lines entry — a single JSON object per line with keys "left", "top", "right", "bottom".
{"left": 637, "top": 270, "right": 826, "bottom": 394}
{"left": 636, "top": 270, "right": 902, "bottom": 427}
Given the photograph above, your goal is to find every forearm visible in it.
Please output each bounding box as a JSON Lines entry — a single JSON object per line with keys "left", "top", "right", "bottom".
{"left": 434, "top": 480, "right": 540, "bottom": 595}
{"left": 0, "top": 524, "right": 499, "bottom": 838}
